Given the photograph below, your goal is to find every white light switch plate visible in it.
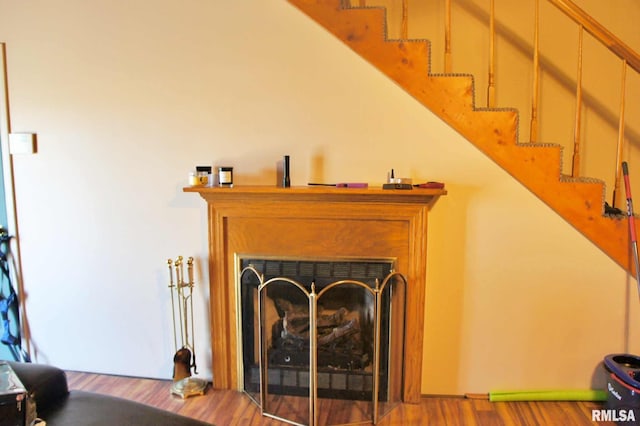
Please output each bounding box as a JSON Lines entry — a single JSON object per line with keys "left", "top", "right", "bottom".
{"left": 8, "top": 132, "right": 37, "bottom": 154}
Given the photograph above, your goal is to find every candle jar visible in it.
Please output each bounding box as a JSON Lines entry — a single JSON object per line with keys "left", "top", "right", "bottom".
{"left": 196, "top": 166, "right": 212, "bottom": 186}
{"left": 218, "top": 167, "right": 233, "bottom": 187}
{"left": 188, "top": 172, "right": 199, "bottom": 186}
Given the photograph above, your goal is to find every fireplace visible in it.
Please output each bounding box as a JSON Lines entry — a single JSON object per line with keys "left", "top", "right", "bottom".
{"left": 184, "top": 185, "right": 445, "bottom": 424}
{"left": 238, "top": 257, "right": 398, "bottom": 402}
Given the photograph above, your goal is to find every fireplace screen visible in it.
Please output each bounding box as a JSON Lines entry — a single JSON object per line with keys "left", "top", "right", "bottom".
{"left": 238, "top": 257, "right": 406, "bottom": 426}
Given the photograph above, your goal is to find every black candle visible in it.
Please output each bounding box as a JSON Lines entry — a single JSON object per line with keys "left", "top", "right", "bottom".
{"left": 283, "top": 155, "right": 290, "bottom": 188}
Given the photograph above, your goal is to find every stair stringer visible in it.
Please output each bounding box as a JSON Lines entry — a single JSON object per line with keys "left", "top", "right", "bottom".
{"left": 287, "top": 0, "right": 635, "bottom": 276}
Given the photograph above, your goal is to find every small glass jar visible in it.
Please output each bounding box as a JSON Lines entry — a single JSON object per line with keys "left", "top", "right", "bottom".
{"left": 188, "top": 172, "right": 199, "bottom": 186}
{"left": 218, "top": 167, "right": 233, "bottom": 187}
{"left": 196, "top": 166, "right": 212, "bottom": 186}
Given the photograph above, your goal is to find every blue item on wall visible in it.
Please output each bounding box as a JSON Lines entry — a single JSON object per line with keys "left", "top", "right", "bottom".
{"left": 0, "top": 230, "right": 29, "bottom": 362}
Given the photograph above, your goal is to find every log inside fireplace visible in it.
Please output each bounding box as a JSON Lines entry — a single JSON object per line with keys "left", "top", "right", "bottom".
{"left": 239, "top": 257, "right": 397, "bottom": 401}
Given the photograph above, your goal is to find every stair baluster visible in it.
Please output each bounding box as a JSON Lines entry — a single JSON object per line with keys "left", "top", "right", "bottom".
{"left": 571, "top": 25, "right": 583, "bottom": 178}
{"left": 487, "top": 0, "right": 496, "bottom": 108}
{"left": 530, "top": 0, "right": 540, "bottom": 143}
{"left": 612, "top": 60, "right": 628, "bottom": 209}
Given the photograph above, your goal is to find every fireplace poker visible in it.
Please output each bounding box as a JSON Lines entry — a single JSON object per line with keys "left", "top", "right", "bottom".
{"left": 167, "top": 259, "right": 177, "bottom": 351}
{"left": 174, "top": 256, "right": 185, "bottom": 346}
{"left": 186, "top": 257, "right": 198, "bottom": 374}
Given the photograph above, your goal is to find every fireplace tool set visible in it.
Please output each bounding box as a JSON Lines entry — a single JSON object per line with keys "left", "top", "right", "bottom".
{"left": 167, "top": 255, "right": 207, "bottom": 398}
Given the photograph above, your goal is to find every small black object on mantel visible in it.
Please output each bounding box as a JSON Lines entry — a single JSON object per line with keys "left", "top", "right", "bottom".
{"left": 283, "top": 155, "right": 291, "bottom": 188}
{"left": 382, "top": 183, "right": 413, "bottom": 190}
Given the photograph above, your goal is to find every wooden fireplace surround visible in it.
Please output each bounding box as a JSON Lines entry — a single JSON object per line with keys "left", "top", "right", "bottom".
{"left": 184, "top": 185, "right": 445, "bottom": 404}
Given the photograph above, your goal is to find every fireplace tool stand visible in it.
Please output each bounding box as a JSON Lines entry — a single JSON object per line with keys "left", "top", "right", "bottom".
{"left": 167, "top": 256, "right": 207, "bottom": 398}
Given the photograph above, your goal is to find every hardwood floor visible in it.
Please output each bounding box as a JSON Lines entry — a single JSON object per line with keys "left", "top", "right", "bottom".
{"left": 65, "top": 371, "right": 614, "bottom": 425}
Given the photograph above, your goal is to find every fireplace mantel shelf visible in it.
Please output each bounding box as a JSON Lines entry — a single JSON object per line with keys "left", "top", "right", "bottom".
{"left": 184, "top": 184, "right": 446, "bottom": 207}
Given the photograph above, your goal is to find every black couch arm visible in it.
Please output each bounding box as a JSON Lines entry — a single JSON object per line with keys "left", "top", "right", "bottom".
{"left": 8, "top": 362, "right": 214, "bottom": 426}
{"left": 8, "top": 361, "right": 69, "bottom": 414}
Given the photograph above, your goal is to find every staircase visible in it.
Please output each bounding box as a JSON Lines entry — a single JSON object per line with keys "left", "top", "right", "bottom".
{"left": 287, "top": 0, "right": 637, "bottom": 275}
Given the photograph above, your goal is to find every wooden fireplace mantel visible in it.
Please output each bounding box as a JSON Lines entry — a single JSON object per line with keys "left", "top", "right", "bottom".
{"left": 184, "top": 185, "right": 446, "bottom": 404}
{"left": 184, "top": 184, "right": 445, "bottom": 205}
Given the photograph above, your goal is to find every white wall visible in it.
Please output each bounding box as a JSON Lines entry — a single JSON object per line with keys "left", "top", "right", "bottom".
{"left": 0, "top": 0, "right": 635, "bottom": 395}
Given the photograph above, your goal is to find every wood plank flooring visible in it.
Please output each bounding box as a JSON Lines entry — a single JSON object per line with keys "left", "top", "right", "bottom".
{"left": 65, "top": 371, "right": 614, "bottom": 425}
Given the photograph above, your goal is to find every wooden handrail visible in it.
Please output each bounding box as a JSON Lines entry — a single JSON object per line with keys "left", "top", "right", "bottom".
{"left": 546, "top": 0, "right": 640, "bottom": 74}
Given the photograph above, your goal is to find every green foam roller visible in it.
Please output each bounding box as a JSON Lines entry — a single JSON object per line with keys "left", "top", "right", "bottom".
{"left": 489, "top": 389, "right": 607, "bottom": 402}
